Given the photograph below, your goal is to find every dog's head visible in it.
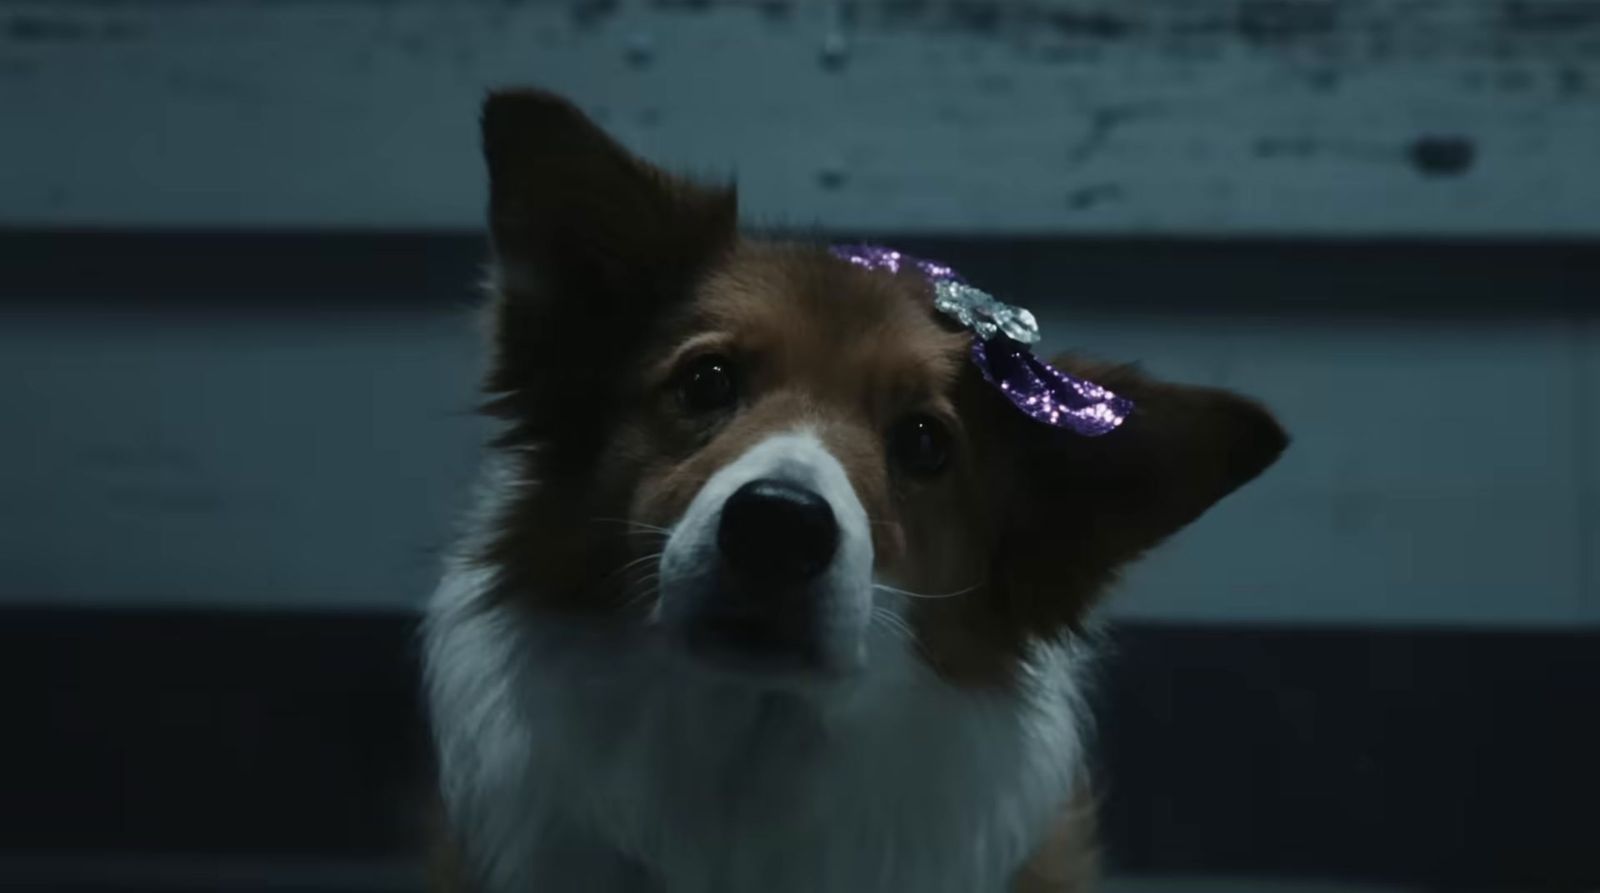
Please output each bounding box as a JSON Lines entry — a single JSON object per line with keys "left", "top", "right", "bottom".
{"left": 476, "top": 90, "right": 1287, "bottom": 689}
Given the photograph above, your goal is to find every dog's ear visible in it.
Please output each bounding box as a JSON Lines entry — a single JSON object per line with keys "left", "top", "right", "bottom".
{"left": 478, "top": 89, "right": 737, "bottom": 453}
{"left": 979, "top": 355, "right": 1288, "bottom": 628}
{"left": 482, "top": 88, "right": 737, "bottom": 302}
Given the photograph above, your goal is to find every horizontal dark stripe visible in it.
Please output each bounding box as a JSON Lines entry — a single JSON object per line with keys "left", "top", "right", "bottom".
{"left": 0, "top": 853, "right": 419, "bottom": 893}
{"left": 2, "top": 228, "right": 1599, "bottom": 316}
{"left": 1, "top": 607, "right": 1596, "bottom": 888}
{"left": 1091, "top": 622, "right": 1600, "bottom": 889}
{"left": 0, "top": 229, "right": 490, "bottom": 308}
{"left": 0, "top": 608, "right": 434, "bottom": 859}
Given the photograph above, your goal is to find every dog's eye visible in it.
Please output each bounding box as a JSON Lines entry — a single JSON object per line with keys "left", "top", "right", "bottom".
{"left": 677, "top": 354, "right": 738, "bottom": 414}
{"left": 888, "top": 414, "right": 949, "bottom": 478}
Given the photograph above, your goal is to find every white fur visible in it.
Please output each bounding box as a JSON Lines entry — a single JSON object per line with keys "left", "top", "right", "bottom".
{"left": 654, "top": 432, "right": 875, "bottom": 680}
{"left": 425, "top": 434, "right": 1092, "bottom": 893}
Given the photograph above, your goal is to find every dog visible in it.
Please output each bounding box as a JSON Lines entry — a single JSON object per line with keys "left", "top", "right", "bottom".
{"left": 423, "top": 88, "right": 1287, "bottom": 893}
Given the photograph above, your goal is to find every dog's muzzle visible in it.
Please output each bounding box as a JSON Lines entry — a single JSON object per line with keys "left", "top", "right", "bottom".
{"left": 657, "top": 433, "right": 873, "bottom": 682}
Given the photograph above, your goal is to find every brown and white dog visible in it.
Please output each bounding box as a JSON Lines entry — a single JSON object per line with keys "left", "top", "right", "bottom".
{"left": 424, "top": 89, "right": 1287, "bottom": 893}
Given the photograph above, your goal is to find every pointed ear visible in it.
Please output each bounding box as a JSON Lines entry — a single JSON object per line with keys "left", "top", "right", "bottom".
{"left": 1040, "top": 355, "right": 1289, "bottom": 556}
{"left": 982, "top": 354, "right": 1288, "bottom": 623}
{"left": 481, "top": 88, "right": 737, "bottom": 300}
{"left": 478, "top": 89, "right": 738, "bottom": 454}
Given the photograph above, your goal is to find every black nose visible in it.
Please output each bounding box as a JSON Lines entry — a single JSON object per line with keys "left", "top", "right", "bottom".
{"left": 717, "top": 479, "right": 838, "bottom": 583}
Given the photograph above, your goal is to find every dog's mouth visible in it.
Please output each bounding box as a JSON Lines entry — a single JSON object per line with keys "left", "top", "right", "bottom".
{"left": 663, "top": 562, "right": 874, "bottom": 687}
{"left": 680, "top": 587, "right": 827, "bottom": 677}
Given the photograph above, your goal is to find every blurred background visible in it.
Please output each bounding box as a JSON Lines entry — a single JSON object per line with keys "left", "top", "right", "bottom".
{"left": 2, "top": 1, "right": 1597, "bottom": 891}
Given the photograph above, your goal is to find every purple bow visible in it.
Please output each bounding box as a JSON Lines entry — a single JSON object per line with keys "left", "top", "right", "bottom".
{"left": 831, "top": 244, "right": 1131, "bottom": 437}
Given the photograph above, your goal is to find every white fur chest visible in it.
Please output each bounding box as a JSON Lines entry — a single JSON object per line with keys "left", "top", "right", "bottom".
{"left": 424, "top": 565, "right": 1090, "bottom": 893}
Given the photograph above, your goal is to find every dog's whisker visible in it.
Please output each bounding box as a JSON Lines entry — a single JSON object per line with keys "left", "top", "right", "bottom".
{"left": 603, "top": 551, "right": 666, "bottom": 584}
{"left": 870, "top": 608, "right": 933, "bottom": 662}
{"left": 591, "top": 517, "right": 673, "bottom": 538}
{"left": 872, "top": 581, "right": 984, "bottom": 601}
{"left": 617, "top": 578, "right": 662, "bottom": 613}
{"left": 629, "top": 572, "right": 662, "bottom": 591}
{"left": 870, "top": 606, "right": 913, "bottom": 639}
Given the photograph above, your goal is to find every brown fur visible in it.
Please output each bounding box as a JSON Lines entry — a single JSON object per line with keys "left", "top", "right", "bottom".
{"left": 457, "top": 87, "right": 1287, "bottom": 892}
{"left": 476, "top": 88, "right": 739, "bottom": 614}
{"left": 904, "top": 352, "right": 1290, "bottom": 684}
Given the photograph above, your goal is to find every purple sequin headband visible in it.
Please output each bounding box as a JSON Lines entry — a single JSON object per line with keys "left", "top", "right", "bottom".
{"left": 830, "top": 245, "right": 1132, "bottom": 437}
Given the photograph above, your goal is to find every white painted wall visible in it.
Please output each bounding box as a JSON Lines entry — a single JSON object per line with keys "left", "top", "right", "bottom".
{"left": 4, "top": 304, "right": 1594, "bottom": 627}
{"left": 1, "top": 1, "right": 1593, "bottom": 623}
{"left": 2, "top": 0, "right": 1598, "bottom": 235}
{"left": 0, "top": 307, "right": 486, "bottom": 613}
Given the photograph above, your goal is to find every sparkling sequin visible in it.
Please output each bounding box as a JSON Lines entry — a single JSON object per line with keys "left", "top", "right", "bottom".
{"left": 833, "top": 244, "right": 1039, "bottom": 344}
{"left": 830, "top": 243, "right": 1132, "bottom": 437}
{"left": 933, "top": 281, "right": 1040, "bottom": 345}
{"left": 970, "top": 338, "right": 1132, "bottom": 437}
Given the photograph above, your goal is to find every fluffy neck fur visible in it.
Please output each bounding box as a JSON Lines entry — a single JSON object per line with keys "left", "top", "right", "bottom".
{"left": 424, "top": 473, "right": 1094, "bottom": 893}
